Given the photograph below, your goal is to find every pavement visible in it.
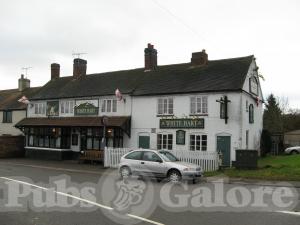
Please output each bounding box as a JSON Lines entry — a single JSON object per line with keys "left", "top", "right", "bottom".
{"left": 0, "top": 158, "right": 300, "bottom": 225}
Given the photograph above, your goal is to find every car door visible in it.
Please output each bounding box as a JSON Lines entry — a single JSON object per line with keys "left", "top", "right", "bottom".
{"left": 123, "top": 151, "right": 143, "bottom": 174}
{"left": 140, "top": 151, "right": 167, "bottom": 177}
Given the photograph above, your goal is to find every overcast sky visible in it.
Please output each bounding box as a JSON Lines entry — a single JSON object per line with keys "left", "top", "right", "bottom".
{"left": 0, "top": 0, "right": 299, "bottom": 108}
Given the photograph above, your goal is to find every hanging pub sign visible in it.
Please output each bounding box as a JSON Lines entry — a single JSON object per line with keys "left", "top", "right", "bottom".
{"left": 47, "top": 101, "right": 59, "bottom": 116}
{"left": 160, "top": 118, "right": 204, "bottom": 129}
{"left": 74, "top": 99, "right": 99, "bottom": 116}
{"left": 176, "top": 130, "right": 186, "bottom": 145}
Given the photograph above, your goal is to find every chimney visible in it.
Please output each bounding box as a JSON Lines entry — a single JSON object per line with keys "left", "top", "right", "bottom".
{"left": 191, "top": 49, "right": 208, "bottom": 66}
{"left": 144, "top": 43, "right": 157, "bottom": 71}
{"left": 73, "top": 58, "right": 87, "bottom": 78}
{"left": 51, "top": 63, "right": 60, "bottom": 80}
{"left": 18, "top": 74, "right": 30, "bottom": 91}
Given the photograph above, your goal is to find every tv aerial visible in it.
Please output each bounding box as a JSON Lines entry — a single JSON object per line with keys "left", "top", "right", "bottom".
{"left": 21, "top": 67, "right": 32, "bottom": 77}
{"left": 72, "top": 52, "right": 87, "bottom": 58}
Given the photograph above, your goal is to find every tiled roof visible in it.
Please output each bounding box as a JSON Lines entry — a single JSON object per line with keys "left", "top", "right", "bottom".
{"left": 0, "top": 87, "right": 41, "bottom": 111}
{"left": 30, "top": 55, "right": 254, "bottom": 100}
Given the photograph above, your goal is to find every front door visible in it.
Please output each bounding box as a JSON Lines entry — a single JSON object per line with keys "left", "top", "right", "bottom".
{"left": 138, "top": 136, "right": 150, "bottom": 149}
{"left": 217, "top": 136, "right": 231, "bottom": 167}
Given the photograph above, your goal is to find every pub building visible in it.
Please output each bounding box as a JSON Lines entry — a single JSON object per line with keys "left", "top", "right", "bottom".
{"left": 16, "top": 44, "right": 263, "bottom": 165}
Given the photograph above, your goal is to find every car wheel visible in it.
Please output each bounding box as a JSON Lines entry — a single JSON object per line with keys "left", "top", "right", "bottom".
{"left": 168, "top": 170, "right": 182, "bottom": 183}
{"left": 120, "top": 166, "right": 131, "bottom": 179}
{"left": 291, "top": 150, "right": 299, "bottom": 155}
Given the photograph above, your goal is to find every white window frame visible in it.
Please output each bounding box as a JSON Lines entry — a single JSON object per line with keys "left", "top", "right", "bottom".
{"left": 190, "top": 96, "right": 208, "bottom": 115}
{"left": 157, "top": 98, "right": 173, "bottom": 115}
{"left": 34, "top": 102, "right": 46, "bottom": 115}
{"left": 189, "top": 134, "right": 207, "bottom": 151}
{"left": 157, "top": 133, "right": 173, "bottom": 150}
{"left": 60, "top": 100, "right": 74, "bottom": 115}
{"left": 101, "top": 99, "right": 117, "bottom": 113}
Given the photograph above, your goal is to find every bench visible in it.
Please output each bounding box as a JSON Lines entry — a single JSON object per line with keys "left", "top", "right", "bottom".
{"left": 78, "top": 150, "right": 104, "bottom": 164}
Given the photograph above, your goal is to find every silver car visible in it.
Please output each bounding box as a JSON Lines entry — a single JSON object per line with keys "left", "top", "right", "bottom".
{"left": 118, "top": 149, "right": 203, "bottom": 183}
{"left": 284, "top": 146, "right": 300, "bottom": 155}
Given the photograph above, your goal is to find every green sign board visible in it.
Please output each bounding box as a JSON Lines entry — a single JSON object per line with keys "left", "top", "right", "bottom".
{"left": 75, "top": 100, "right": 99, "bottom": 116}
{"left": 176, "top": 130, "right": 186, "bottom": 145}
{"left": 160, "top": 118, "right": 204, "bottom": 129}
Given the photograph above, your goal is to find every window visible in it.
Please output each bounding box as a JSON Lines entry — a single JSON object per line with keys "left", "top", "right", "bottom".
{"left": 190, "top": 134, "right": 207, "bottom": 151}
{"left": 125, "top": 151, "right": 143, "bottom": 160}
{"left": 157, "top": 134, "right": 173, "bottom": 150}
{"left": 249, "top": 104, "right": 254, "bottom": 123}
{"left": 101, "top": 99, "right": 117, "bottom": 113}
{"left": 26, "top": 127, "right": 71, "bottom": 149}
{"left": 34, "top": 103, "right": 46, "bottom": 115}
{"left": 2, "top": 111, "right": 12, "bottom": 123}
{"left": 142, "top": 151, "right": 162, "bottom": 162}
{"left": 61, "top": 101, "right": 74, "bottom": 114}
{"left": 190, "top": 96, "right": 208, "bottom": 115}
{"left": 157, "top": 98, "right": 173, "bottom": 115}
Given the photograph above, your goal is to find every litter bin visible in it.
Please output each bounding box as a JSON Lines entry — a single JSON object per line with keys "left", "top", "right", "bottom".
{"left": 235, "top": 150, "right": 258, "bottom": 169}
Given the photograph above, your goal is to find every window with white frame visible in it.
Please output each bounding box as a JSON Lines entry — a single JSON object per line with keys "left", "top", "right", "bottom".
{"left": 189, "top": 134, "right": 207, "bottom": 151}
{"left": 190, "top": 96, "right": 208, "bottom": 114}
{"left": 60, "top": 101, "right": 74, "bottom": 114}
{"left": 157, "top": 133, "right": 173, "bottom": 150}
{"left": 157, "top": 98, "right": 173, "bottom": 115}
{"left": 34, "top": 103, "right": 46, "bottom": 115}
{"left": 101, "top": 99, "right": 117, "bottom": 113}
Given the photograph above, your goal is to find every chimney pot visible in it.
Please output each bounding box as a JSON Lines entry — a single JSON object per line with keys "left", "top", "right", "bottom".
{"left": 51, "top": 63, "right": 60, "bottom": 80}
{"left": 73, "top": 58, "right": 87, "bottom": 78}
{"left": 144, "top": 43, "right": 157, "bottom": 71}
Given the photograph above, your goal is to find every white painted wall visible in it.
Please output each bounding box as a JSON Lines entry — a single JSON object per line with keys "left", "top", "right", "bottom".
{"left": 0, "top": 110, "right": 26, "bottom": 136}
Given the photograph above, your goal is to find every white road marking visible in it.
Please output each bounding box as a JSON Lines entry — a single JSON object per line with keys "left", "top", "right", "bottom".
{"left": 0, "top": 176, "right": 165, "bottom": 225}
{"left": 0, "top": 162, "right": 104, "bottom": 175}
{"left": 277, "top": 211, "right": 300, "bottom": 216}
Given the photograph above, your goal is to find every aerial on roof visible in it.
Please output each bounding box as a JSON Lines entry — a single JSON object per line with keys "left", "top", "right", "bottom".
{"left": 30, "top": 55, "right": 254, "bottom": 100}
{"left": 0, "top": 87, "right": 41, "bottom": 110}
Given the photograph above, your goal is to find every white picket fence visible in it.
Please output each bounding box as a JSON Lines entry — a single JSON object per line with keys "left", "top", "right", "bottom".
{"left": 104, "top": 147, "right": 220, "bottom": 171}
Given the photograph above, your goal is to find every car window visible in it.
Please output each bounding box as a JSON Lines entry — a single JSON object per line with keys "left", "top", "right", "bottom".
{"left": 125, "top": 151, "right": 143, "bottom": 160}
{"left": 142, "top": 151, "right": 162, "bottom": 162}
{"left": 159, "top": 151, "right": 178, "bottom": 162}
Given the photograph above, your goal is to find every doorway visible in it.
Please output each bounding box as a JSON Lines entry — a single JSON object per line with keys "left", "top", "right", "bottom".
{"left": 217, "top": 136, "right": 231, "bottom": 166}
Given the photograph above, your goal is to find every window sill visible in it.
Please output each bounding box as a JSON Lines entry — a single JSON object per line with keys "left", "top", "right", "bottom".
{"left": 2, "top": 121, "right": 12, "bottom": 123}
{"left": 189, "top": 114, "right": 208, "bottom": 117}
{"left": 156, "top": 114, "right": 174, "bottom": 117}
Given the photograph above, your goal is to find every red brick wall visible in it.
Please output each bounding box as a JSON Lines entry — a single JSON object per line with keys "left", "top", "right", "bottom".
{"left": 0, "top": 136, "right": 25, "bottom": 158}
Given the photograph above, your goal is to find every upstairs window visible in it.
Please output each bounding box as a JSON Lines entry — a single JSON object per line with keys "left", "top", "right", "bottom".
{"left": 101, "top": 99, "right": 117, "bottom": 113}
{"left": 3, "top": 111, "right": 12, "bottom": 123}
{"left": 249, "top": 104, "right": 254, "bottom": 124}
{"left": 34, "top": 103, "right": 46, "bottom": 115}
{"left": 60, "top": 101, "right": 74, "bottom": 114}
{"left": 157, "top": 98, "right": 173, "bottom": 115}
{"left": 190, "top": 96, "right": 208, "bottom": 115}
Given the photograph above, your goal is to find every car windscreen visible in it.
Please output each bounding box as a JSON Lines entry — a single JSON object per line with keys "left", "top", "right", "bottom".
{"left": 158, "top": 151, "right": 179, "bottom": 162}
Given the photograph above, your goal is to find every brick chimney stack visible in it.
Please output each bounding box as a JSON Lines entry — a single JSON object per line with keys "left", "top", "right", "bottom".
{"left": 73, "top": 58, "right": 87, "bottom": 78}
{"left": 191, "top": 49, "right": 208, "bottom": 66}
{"left": 51, "top": 63, "right": 60, "bottom": 80}
{"left": 144, "top": 43, "right": 157, "bottom": 71}
{"left": 18, "top": 74, "right": 30, "bottom": 91}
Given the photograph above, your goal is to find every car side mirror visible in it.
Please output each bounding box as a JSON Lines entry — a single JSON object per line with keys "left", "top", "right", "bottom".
{"left": 156, "top": 159, "right": 163, "bottom": 163}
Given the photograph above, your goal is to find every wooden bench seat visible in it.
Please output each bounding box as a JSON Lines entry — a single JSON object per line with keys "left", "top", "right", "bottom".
{"left": 78, "top": 150, "right": 104, "bottom": 164}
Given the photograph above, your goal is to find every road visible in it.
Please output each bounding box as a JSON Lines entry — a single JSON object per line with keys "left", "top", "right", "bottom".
{"left": 0, "top": 159, "right": 299, "bottom": 225}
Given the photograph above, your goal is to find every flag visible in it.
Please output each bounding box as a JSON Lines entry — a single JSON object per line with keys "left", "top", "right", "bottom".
{"left": 18, "top": 96, "right": 30, "bottom": 104}
{"left": 115, "top": 88, "right": 123, "bottom": 101}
